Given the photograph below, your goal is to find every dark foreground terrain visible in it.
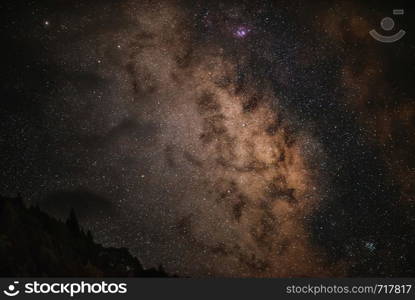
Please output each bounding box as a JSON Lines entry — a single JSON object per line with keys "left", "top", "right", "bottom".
{"left": 0, "top": 195, "right": 168, "bottom": 277}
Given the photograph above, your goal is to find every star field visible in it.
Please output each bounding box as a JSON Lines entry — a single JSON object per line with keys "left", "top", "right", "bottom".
{"left": 1, "top": 0, "right": 414, "bottom": 277}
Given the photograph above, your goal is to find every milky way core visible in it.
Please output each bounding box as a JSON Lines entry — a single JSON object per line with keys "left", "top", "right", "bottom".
{"left": 114, "top": 2, "right": 337, "bottom": 276}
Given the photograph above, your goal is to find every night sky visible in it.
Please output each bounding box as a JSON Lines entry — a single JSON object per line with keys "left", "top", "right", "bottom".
{"left": 1, "top": 0, "right": 415, "bottom": 277}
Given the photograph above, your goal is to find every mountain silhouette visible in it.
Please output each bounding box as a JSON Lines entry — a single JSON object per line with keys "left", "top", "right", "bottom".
{"left": 0, "top": 195, "right": 169, "bottom": 277}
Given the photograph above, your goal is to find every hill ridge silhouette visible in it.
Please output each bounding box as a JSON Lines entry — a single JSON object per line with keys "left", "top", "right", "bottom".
{"left": 0, "top": 195, "right": 169, "bottom": 277}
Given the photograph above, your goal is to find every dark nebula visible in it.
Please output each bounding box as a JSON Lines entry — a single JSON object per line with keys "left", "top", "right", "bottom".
{"left": 1, "top": 0, "right": 414, "bottom": 277}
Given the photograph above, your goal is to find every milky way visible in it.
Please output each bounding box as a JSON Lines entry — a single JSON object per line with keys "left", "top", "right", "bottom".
{"left": 1, "top": 0, "right": 414, "bottom": 277}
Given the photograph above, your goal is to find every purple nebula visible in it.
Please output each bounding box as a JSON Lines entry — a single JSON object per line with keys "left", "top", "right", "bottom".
{"left": 234, "top": 26, "right": 251, "bottom": 38}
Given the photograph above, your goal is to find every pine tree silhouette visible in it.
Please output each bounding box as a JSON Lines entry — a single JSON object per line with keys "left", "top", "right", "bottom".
{"left": 66, "top": 208, "right": 80, "bottom": 235}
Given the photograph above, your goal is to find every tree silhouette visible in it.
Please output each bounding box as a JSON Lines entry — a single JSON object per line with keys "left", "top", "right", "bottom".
{"left": 66, "top": 208, "right": 80, "bottom": 234}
